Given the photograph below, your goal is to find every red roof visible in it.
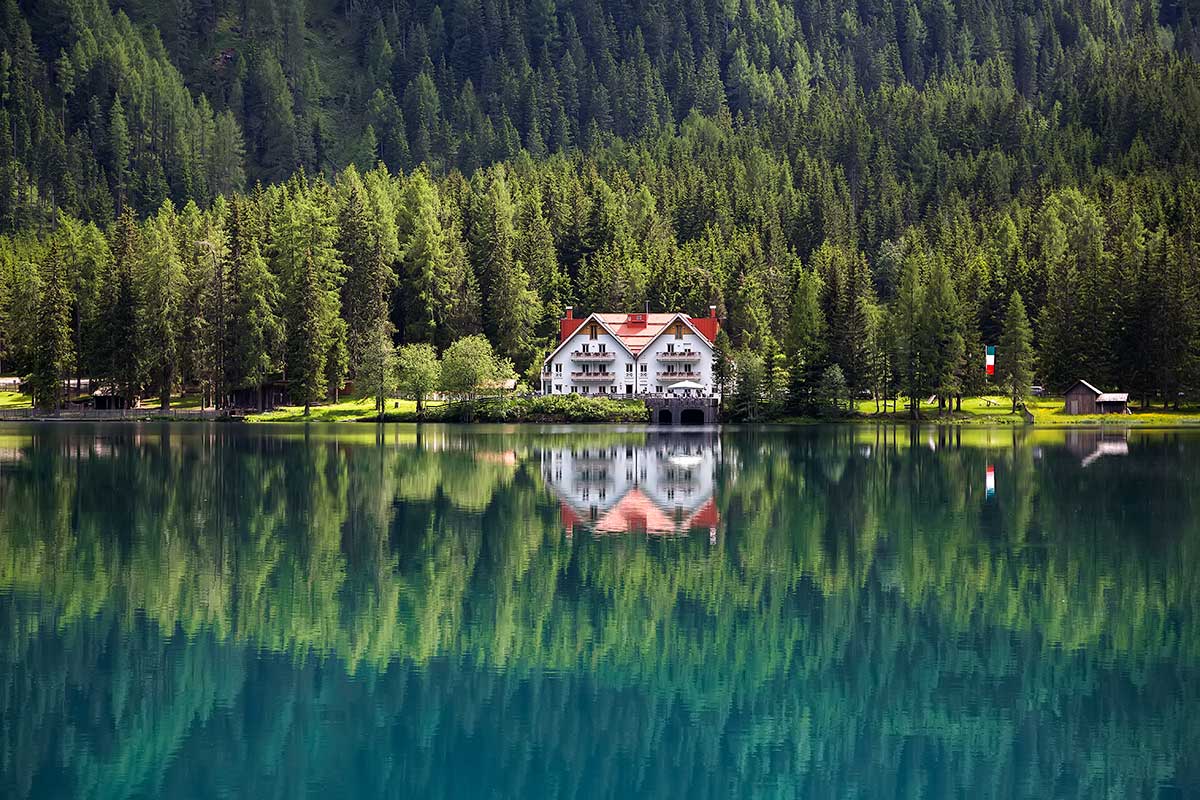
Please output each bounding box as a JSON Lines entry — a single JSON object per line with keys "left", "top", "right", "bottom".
{"left": 558, "top": 312, "right": 719, "bottom": 354}
{"left": 559, "top": 490, "right": 721, "bottom": 537}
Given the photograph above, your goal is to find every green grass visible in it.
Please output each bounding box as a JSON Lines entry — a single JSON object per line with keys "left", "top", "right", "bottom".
{"left": 836, "top": 395, "right": 1200, "bottom": 425}
{"left": 0, "top": 391, "right": 32, "bottom": 409}
{"left": 247, "top": 397, "right": 424, "bottom": 423}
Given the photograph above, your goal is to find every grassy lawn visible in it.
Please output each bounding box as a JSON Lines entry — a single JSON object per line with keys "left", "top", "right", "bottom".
{"left": 844, "top": 395, "right": 1200, "bottom": 425}
{"left": 247, "top": 396, "right": 426, "bottom": 423}
{"left": 0, "top": 391, "right": 32, "bottom": 409}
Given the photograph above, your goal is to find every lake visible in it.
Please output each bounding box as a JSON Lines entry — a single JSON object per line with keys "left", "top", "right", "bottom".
{"left": 0, "top": 422, "right": 1197, "bottom": 799}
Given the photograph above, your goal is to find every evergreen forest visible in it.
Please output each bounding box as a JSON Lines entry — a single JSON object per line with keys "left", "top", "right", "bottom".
{"left": 2, "top": 0, "right": 1200, "bottom": 414}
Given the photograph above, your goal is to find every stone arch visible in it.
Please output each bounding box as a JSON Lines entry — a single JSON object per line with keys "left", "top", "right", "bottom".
{"left": 680, "top": 408, "right": 706, "bottom": 425}
{"left": 657, "top": 408, "right": 673, "bottom": 425}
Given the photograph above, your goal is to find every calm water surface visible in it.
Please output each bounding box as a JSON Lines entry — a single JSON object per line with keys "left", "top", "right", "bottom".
{"left": 1, "top": 422, "right": 1198, "bottom": 799}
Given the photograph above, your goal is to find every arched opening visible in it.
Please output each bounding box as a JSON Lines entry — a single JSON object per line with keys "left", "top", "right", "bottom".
{"left": 657, "top": 409, "right": 673, "bottom": 425}
{"left": 680, "top": 408, "right": 706, "bottom": 426}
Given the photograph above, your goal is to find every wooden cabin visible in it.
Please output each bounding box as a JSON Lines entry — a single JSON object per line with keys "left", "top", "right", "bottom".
{"left": 1063, "top": 380, "right": 1130, "bottom": 415}
{"left": 92, "top": 387, "right": 137, "bottom": 410}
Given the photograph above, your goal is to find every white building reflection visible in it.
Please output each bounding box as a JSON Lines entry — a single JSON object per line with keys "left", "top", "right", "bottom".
{"left": 540, "top": 436, "right": 719, "bottom": 538}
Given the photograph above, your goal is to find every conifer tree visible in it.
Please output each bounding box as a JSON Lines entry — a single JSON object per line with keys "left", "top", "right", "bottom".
{"left": 786, "top": 268, "right": 826, "bottom": 412}
{"left": 338, "top": 172, "right": 392, "bottom": 366}
{"left": 276, "top": 191, "right": 346, "bottom": 414}
{"left": 922, "top": 255, "right": 965, "bottom": 413}
{"left": 228, "top": 232, "right": 279, "bottom": 407}
{"left": 140, "top": 202, "right": 187, "bottom": 408}
{"left": 998, "top": 291, "right": 1035, "bottom": 413}
{"left": 30, "top": 245, "right": 74, "bottom": 410}
{"left": 103, "top": 212, "right": 144, "bottom": 406}
{"left": 396, "top": 170, "right": 450, "bottom": 345}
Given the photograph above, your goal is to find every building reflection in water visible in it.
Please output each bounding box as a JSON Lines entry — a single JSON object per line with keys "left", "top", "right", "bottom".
{"left": 1066, "top": 429, "right": 1131, "bottom": 467}
{"left": 540, "top": 434, "right": 719, "bottom": 539}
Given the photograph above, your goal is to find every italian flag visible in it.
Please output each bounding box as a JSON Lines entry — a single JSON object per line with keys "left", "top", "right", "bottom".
{"left": 985, "top": 345, "right": 996, "bottom": 375}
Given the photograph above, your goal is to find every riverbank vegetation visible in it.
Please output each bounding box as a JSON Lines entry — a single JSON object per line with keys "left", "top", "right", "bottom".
{"left": 0, "top": 0, "right": 1198, "bottom": 418}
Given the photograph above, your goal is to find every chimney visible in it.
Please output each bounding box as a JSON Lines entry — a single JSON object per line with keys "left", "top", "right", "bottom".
{"left": 565, "top": 306, "right": 574, "bottom": 320}
{"left": 709, "top": 305, "right": 717, "bottom": 318}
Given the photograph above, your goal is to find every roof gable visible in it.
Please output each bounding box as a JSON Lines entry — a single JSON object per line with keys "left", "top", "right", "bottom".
{"left": 593, "top": 313, "right": 715, "bottom": 356}
{"left": 633, "top": 314, "right": 715, "bottom": 357}
{"left": 1067, "top": 379, "right": 1104, "bottom": 396}
{"left": 543, "top": 313, "right": 638, "bottom": 364}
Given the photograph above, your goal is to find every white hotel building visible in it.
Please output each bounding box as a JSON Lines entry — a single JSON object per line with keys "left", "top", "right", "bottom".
{"left": 540, "top": 307, "right": 721, "bottom": 397}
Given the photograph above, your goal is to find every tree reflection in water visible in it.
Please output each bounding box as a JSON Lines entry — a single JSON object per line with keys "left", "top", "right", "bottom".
{"left": 0, "top": 423, "right": 1197, "bottom": 799}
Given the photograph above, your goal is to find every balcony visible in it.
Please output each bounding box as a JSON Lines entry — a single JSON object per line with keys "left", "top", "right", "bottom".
{"left": 656, "top": 350, "right": 702, "bottom": 362}
{"left": 571, "top": 350, "right": 615, "bottom": 362}
{"left": 657, "top": 372, "right": 701, "bottom": 382}
{"left": 571, "top": 371, "right": 617, "bottom": 382}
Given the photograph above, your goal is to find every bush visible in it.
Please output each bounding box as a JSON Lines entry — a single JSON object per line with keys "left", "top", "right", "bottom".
{"left": 383, "top": 394, "right": 648, "bottom": 423}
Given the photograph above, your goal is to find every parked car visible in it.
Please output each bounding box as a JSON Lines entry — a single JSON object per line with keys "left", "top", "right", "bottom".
{"left": 1030, "top": 385, "right": 1045, "bottom": 397}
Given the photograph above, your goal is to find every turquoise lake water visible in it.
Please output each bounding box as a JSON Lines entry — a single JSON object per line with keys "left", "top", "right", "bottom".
{"left": 0, "top": 422, "right": 1197, "bottom": 798}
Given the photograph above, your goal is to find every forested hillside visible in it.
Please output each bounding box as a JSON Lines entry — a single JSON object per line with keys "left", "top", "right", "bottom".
{"left": 1, "top": 0, "right": 1200, "bottom": 413}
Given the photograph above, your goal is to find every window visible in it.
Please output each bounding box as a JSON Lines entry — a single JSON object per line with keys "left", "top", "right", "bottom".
{"left": 582, "top": 386, "right": 589, "bottom": 394}
{"left": 666, "top": 343, "right": 675, "bottom": 354}
{"left": 599, "top": 343, "right": 606, "bottom": 353}
{"left": 655, "top": 385, "right": 662, "bottom": 393}
{"left": 640, "top": 364, "right": 647, "bottom": 373}
{"left": 589, "top": 324, "right": 599, "bottom": 339}
{"left": 554, "top": 363, "right": 562, "bottom": 374}
{"left": 674, "top": 322, "right": 684, "bottom": 339}
{"left": 582, "top": 343, "right": 589, "bottom": 353}
{"left": 626, "top": 364, "right": 633, "bottom": 374}
{"left": 555, "top": 384, "right": 561, "bottom": 393}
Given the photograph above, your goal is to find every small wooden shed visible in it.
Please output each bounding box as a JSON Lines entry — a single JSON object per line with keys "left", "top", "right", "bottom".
{"left": 1063, "top": 380, "right": 1130, "bottom": 415}
{"left": 92, "top": 386, "right": 137, "bottom": 411}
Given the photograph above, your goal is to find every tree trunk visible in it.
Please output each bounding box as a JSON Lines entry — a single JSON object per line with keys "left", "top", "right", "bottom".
{"left": 304, "top": 401, "right": 311, "bottom": 417}
{"left": 417, "top": 396, "right": 424, "bottom": 420}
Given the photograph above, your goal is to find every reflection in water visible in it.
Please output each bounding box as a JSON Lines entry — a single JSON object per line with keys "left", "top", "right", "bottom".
{"left": 1065, "top": 428, "right": 1132, "bottom": 467}
{"left": 0, "top": 423, "right": 1199, "bottom": 799}
{"left": 543, "top": 434, "right": 719, "bottom": 537}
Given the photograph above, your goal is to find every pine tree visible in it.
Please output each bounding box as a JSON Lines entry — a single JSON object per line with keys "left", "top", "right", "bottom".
{"left": 998, "top": 291, "right": 1035, "bottom": 412}
{"left": 786, "top": 268, "right": 825, "bottom": 412}
{"left": 476, "top": 171, "right": 541, "bottom": 370}
{"left": 893, "top": 242, "right": 927, "bottom": 419}
{"left": 103, "top": 212, "right": 144, "bottom": 407}
{"left": 30, "top": 245, "right": 74, "bottom": 410}
{"left": 228, "top": 235, "right": 279, "bottom": 410}
{"left": 276, "top": 190, "right": 346, "bottom": 414}
{"left": 922, "top": 255, "right": 965, "bottom": 413}
{"left": 338, "top": 172, "right": 392, "bottom": 367}
{"left": 140, "top": 202, "right": 187, "bottom": 408}
{"left": 396, "top": 170, "right": 450, "bottom": 344}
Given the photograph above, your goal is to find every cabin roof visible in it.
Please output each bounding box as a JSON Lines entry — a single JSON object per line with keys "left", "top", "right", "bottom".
{"left": 1097, "top": 393, "right": 1129, "bottom": 403}
{"left": 1066, "top": 379, "right": 1104, "bottom": 396}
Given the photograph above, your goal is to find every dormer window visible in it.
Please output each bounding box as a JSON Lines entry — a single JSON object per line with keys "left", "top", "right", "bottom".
{"left": 589, "top": 324, "right": 599, "bottom": 340}
{"left": 673, "top": 322, "right": 684, "bottom": 339}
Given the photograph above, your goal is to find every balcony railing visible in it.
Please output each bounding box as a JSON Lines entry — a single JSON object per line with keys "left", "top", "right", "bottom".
{"left": 571, "top": 350, "right": 615, "bottom": 361}
{"left": 571, "top": 371, "right": 617, "bottom": 382}
{"left": 656, "top": 351, "right": 702, "bottom": 362}
{"left": 657, "top": 372, "right": 701, "bottom": 381}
